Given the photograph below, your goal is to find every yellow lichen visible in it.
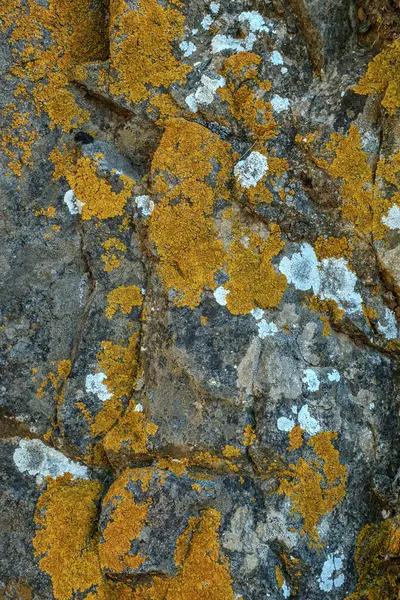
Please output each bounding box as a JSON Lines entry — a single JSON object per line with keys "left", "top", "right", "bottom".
{"left": 275, "top": 565, "right": 285, "bottom": 590}
{"left": 278, "top": 431, "right": 347, "bottom": 545}
{"left": 222, "top": 445, "right": 241, "bottom": 458}
{"left": 225, "top": 221, "right": 287, "bottom": 315}
{"left": 353, "top": 40, "right": 400, "bottom": 115}
{"left": 345, "top": 517, "right": 400, "bottom": 600}
{"left": 106, "top": 285, "right": 143, "bottom": 319}
{"left": 104, "top": 401, "right": 158, "bottom": 457}
{"left": 314, "top": 236, "right": 352, "bottom": 261}
{"left": 287, "top": 424, "right": 304, "bottom": 452}
{"left": 33, "top": 475, "right": 105, "bottom": 600}
{"left": 243, "top": 424, "right": 256, "bottom": 447}
{"left": 108, "top": 0, "right": 191, "bottom": 104}
{"left": 36, "top": 360, "right": 71, "bottom": 408}
{"left": 149, "top": 119, "right": 232, "bottom": 308}
{"left": 101, "top": 238, "right": 128, "bottom": 272}
{"left": 100, "top": 471, "right": 150, "bottom": 574}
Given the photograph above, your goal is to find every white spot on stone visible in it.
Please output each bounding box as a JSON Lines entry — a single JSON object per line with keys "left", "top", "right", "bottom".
{"left": 201, "top": 15, "right": 213, "bottom": 30}
{"left": 85, "top": 372, "right": 112, "bottom": 402}
{"left": 185, "top": 93, "right": 198, "bottom": 112}
{"left": 271, "top": 95, "right": 290, "bottom": 113}
{"left": 298, "top": 404, "right": 320, "bottom": 435}
{"left": 319, "top": 552, "right": 345, "bottom": 592}
{"left": 319, "top": 258, "right": 362, "bottom": 314}
{"left": 192, "top": 28, "right": 198, "bottom": 35}
{"left": 383, "top": 204, "right": 400, "bottom": 230}
{"left": 135, "top": 195, "right": 154, "bottom": 216}
{"left": 257, "top": 319, "right": 278, "bottom": 339}
{"left": 279, "top": 243, "right": 320, "bottom": 292}
{"left": 214, "top": 285, "right": 230, "bottom": 306}
{"left": 277, "top": 416, "right": 295, "bottom": 432}
{"left": 210, "top": 1, "right": 220, "bottom": 14}
{"left": 271, "top": 50, "right": 283, "bottom": 65}
{"left": 328, "top": 369, "right": 340, "bottom": 382}
{"left": 328, "top": 369, "right": 340, "bottom": 381}
{"left": 369, "top": 402, "right": 375, "bottom": 410}
{"left": 281, "top": 67, "right": 288, "bottom": 74}
{"left": 211, "top": 34, "right": 251, "bottom": 54}
{"left": 179, "top": 40, "right": 197, "bottom": 57}
{"left": 186, "top": 74, "right": 226, "bottom": 112}
{"left": 135, "top": 403, "right": 143, "bottom": 412}
{"left": 377, "top": 307, "right": 398, "bottom": 340}
{"left": 282, "top": 581, "right": 291, "bottom": 599}
{"left": 13, "top": 438, "right": 88, "bottom": 483}
{"left": 302, "top": 368, "right": 320, "bottom": 392}
{"left": 291, "top": 405, "right": 298, "bottom": 414}
{"left": 63, "top": 189, "right": 84, "bottom": 215}
{"left": 234, "top": 151, "right": 268, "bottom": 188}
{"left": 251, "top": 308, "right": 264, "bottom": 321}
{"left": 239, "top": 11, "right": 269, "bottom": 32}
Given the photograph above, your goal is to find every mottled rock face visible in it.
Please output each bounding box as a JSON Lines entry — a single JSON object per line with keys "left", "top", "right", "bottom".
{"left": 1, "top": 1, "right": 400, "bottom": 599}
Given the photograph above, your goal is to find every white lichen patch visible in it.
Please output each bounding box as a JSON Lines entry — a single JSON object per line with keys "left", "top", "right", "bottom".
{"left": 211, "top": 33, "right": 254, "bottom": 54}
{"left": 279, "top": 243, "right": 320, "bottom": 292}
{"left": 282, "top": 581, "right": 291, "bottom": 599}
{"left": 302, "top": 368, "right": 320, "bottom": 392}
{"left": 319, "top": 551, "right": 345, "bottom": 592}
{"left": 271, "top": 95, "right": 290, "bottom": 113}
{"left": 257, "top": 319, "right": 278, "bottom": 338}
{"left": 187, "top": 73, "right": 226, "bottom": 113}
{"left": 214, "top": 285, "right": 230, "bottom": 306}
{"left": 238, "top": 11, "right": 270, "bottom": 32}
{"left": 135, "top": 403, "right": 143, "bottom": 412}
{"left": 328, "top": 369, "right": 341, "bottom": 382}
{"left": 85, "top": 372, "right": 112, "bottom": 401}
{"left": 210, "top": 1, "right": 220, "bottom": 13}
{"left": 280, "top": 246, "right": 363, "bottom": 314}
{"left": 179, "top": 40, "right": 197, "bottom": 57}
{"left": 270, "top": 50, "right": 283, "bottom": 65}
{"left": 201, "top": 15, "right": 213, "bottom": 30}
{"left": 277, "top": 416, "right": 296, "bottom": 432}
{"left": 377, "top": 307, "right": 398, "bottom": 340}
{"left": 63, "top": 189, "right": 84, "bottom": 215}
{"left": 298, "top": 404, "right": 321, "bottom": 435}
{"left": 251, "top": 308, "right": 264, "bottom": 321}
{"left": 13, "top": 438, "right": 88, "bottom": 483}
{"left": 135, "top": 195, "right": 154, "bottom": 216}
{"left": 234, "top": 152, "right": 268, "bottom": 188}
{"left": 382, "top": 204, "right": 400, "bottom": 230}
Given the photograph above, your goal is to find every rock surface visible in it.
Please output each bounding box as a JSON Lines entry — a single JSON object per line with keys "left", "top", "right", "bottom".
{"left": 0, "top": 1, "right": 400, "bottom": 599}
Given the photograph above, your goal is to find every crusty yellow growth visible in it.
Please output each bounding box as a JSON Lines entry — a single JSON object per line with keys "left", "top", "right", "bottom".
{"left": 219, "top": 53, "right": 276, "bottom": 147}
{"left": 353, "top": 40, "right": 400, "bottom": 115}
{"left": 149, "top": 93, "right": 182, "bottom": 125}
{"left": 243, "top": 424, "right": 256, "bottom": 447}
{"left": 0, "top": 107, "right": 38, "bottom": 176}
{"left": 314, "top": 236, "right": 352, "bottom": 261}
{"left": 91, "top": 335, "right": 140, "bottom": 439}
{"left": 279, "top": 431, "right": 347, "bottom": 545}
{"left": 314, "top": 125, "right": 400, "bottom": 239}
{"left": 287, "top": 424, "right": 303, "bottom": 452}
{"left": 104, "top": 401, "right": 158, "bottom": 456}
{"left": 225, "top": 222, "right": 287, "bottom": 315}
{"left": 222, "top": 445, "right": 241, "bottom": 458}
{"left": 36, "top": 360, "right": 71, "bottom": 409}
{"left": 308, "top": 296, "right": 345, "bottom": 324}
{"left": 108, "top": 0, "right": 191, "bottom": 104}
{"left": 275, "top": 565, "right": 285, "bottom": 590}
{"left": 66, "top": 156, "right": 134, "bottom": 220}
{"left": 345, "top": 517, "right": 400, "bottom": 600}
{"left": 1, "top": 0, "right": 106, "bottom": 174}
{"left": 149, "top": 119, "right": 233, "bottom": 308}
{"left": 100, "top": 472, "right": 150, "bottom": 574}
{"left": 101, "top": 238, "right": 128, "bottom": 272}
{"left": 106, "top": 285, "right": 143, "bottom": 319}
{"left": 320, "top": 315, "right": 332, "bottom": 337}
{"left": 33, "top": 475, "right": 105, "bottom": 600}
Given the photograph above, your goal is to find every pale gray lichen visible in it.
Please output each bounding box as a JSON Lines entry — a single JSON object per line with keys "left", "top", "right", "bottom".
{"left": 234, "top": 151, "right": 268, "bottom": 188}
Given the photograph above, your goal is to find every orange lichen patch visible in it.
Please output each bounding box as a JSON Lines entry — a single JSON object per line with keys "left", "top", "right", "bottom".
{"left": 90, "top": 335, "right": 140, "bottom": 443}
{"left": 104, "top": 401, "right": 158, "bottom": 456}
{"left": 313, "top": 125, "right": 400, "bottom": 239}
{"left": 0, "top": 578, "right": 33, "bottom": 600}
{"left": 63, "top": 155, "right": 135, "bottom": 220}
{"left": 157, "top": 457, "right": 189, "bottom": 476}
{"left": 0, "top": 107, "right": 38, "bottom": 176}
{"left": 287, "top": 425, "right": 303, "bottom": 452}
{"left": 1, "top": 0, "right": 107, "bottom": 174}
{"left": 320, "top": 315, "right": 332, "bottom": 337}
{"left": 345, "top": 517, "right": 400, "bottom": 600}
{"left": 106, "top": 285, "right": 143, "bottom": 319}
{"left": 225, "top": 221, "right": 286, "bottom": 315}
{"left": 149, "top": 93, "right": 182, "bottom": 125}
{"left": 36, "top": 360, "right": 71, "bottom": 408}
{"left": 200, "top": 316, "right": 208, "bottom": 326}
{"left": 149, "top": 119, "right": 233, "bottom": 308}
{"left": 308, "top": 296, "right": 345, "bottom": 324}
{"left": 100, "top": 473, "right": 150, "bottom": 574}
{"left": 275, "top": 565, "right": 285, "bottom": 589}
{"left": 243, "top": 424, "right": 256, "bottom": 447}
{"left": 222, "top": 445, "right": 241, "bottom": 458}
{"left": 101, "top": 238, "right": 128, "bottom": 272}
{"left": 33, "top": 475, "right": 105, "bottom": 600}
{"left": 35, "top": 206, "right": 56, "bottom": 218}
{"left": 363, "top": 305, "right": 379, "bottom": 327}
{"left": 219, "top": 52, "right": 276, "bottom": 146}
{"left": 278, "top": 431, "right": 347, "bottom": 545}
{"left": 353, "top": 40, "right": 400, "bottom": 115}
{"left": 108, "top": 0, "right": 191, "bottom": 104}
{"left": 314, "top": 236, "right": 352, "bottom": 261}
